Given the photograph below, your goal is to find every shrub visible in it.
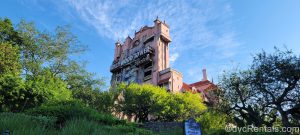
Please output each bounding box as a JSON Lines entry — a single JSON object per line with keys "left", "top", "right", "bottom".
{"left": 0, "top": 73, "right": 26, "bottom": 112}
{"left": 25, "top": 100, "right": 126, "bottom": 128}
{"left": 196, "top": 110, "right": 227, "bottom": 134}
{"left": 60, "top": 118, "right": 153, "bottom": 135}
{"left": 0, "top": 113, "right": 154, "bottom": 135}
{"left": 0, "top": 112, "right": 57, "bottom": 135}
{"left": 0, "top": 70, "right": 72, "bottom": 112}
{"left": 116, "top": 83, "right": 207, "bottom": 122}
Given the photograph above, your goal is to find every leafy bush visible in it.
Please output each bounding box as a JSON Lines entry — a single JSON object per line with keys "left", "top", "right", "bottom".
{"left": 196, "top": 110, "right": 228, "bottom": 133}
{"left": 0, "top": 112, "right": 57, "bottom": 135}
{"left": 25, "top": 100, "right": 126, "bottom": 128}
{"left": 72, "top": 87, "right": 116, "bottom": 113}
{"left": 61, "top": 119, "right": 153, "bottom": 135}
{"left": 116, "top": 83, "right": 207, "bottom": 122}
{"left": 204, "top": 129, "right": 227, "bottom": 135}
{"left": 0, "top": 70, "right": 72, "bottom": 112}
{"left": 0, "top": 74, "right": 26, "bottom": 112}
{"left": 0, "top": 113, "right": 154, "bottom": 135}
{"left": 25, "top": 69, "right": 72, "bottom": 102}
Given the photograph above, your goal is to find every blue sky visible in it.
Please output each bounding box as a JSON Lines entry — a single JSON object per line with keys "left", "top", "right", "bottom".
{"left": 1, "top": 0, "right": 300, "bottom": 86}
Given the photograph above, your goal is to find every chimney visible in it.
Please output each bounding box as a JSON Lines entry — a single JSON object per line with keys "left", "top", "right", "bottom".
{"left": 202, "top": 68, "right": 207, "bottom": 81}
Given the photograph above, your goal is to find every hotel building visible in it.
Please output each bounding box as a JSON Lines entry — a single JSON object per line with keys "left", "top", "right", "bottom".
{"left": 110, "top": 18, "right": 216, "bottom": 98}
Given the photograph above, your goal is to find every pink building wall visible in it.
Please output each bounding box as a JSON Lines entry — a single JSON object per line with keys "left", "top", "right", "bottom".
{"left": 110, "top": 18, "right": 182, "bottom": 92}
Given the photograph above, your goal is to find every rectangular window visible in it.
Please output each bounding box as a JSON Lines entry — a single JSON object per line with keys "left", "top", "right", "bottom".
{"left": 144, "top": 36, "right": 154, "bottom": 45}
{"left": 143, "top": 70, "right": 152, "bottom": 81}
{"left": 144, "top": 62, "right": 152, "bottom": 70}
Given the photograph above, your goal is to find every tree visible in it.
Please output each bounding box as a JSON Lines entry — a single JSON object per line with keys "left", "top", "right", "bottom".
{"left": 93, "top": 91, "right": 116, "bottom": 113}
{"left": 0, "top": 18, "right": 21, "bottom": 45}
{"left": 25, "top": 69, "right": 72, "bottom": 104}
{"left": 64, "top": 61, "right": 107, "bottom": 111}
{"left": 117, "top": 83, "right": 162, "bottom": 122}
{"left": 116, "top": 83, "right": 207, "bottom": 122}
{"left": 0, "top": 18, "right": 106, "bottom": 112}
{"left": 219, "top": 47, "right": 300, "bottom": 127}
{"left": 0, "top": 42, "right": 21, "bottom": 75}
{"left": 218, "top": 70, "right": 276, "bottom": 127}
{"left": 251, "top": 48, "right": 300, "bottom": 127}
{"left": 16, "top": 20, "right": 85, "bottom": 77}
{"left": 196, "top": 109, "right": 228, "bottom": 134}
{"left": 0, "top": 73, "right": 26, "bottom": 112}
{"left": 154, "top": 92, "right": 207, "bottom": 121}
{"left": 0, "top": 69, "right": 72, "bottom": 112}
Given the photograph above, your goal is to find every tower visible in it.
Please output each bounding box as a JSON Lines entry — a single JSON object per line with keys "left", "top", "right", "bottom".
{"left": 110, "top": 18, "right": 183, "bottom": 92}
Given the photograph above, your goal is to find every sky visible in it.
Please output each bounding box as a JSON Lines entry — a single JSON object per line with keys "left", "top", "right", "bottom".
{"left": 1, "top": 0, "right": 300, "bottom": 86}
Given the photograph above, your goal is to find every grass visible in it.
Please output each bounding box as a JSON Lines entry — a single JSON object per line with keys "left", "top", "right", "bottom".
{"left": 0, "top": 113, "right": 152, "bottom": 135}
{"left": 60, "top": 119, "right": 153, "bottom": 135}
{"left": 0, "top": 113, "right": 57, "bottom": 135}
{"left": 0, "top": 113, "right": 183, "bottom": 135}
{"left": 1, "top": 112, "right": 295, "bottom": 135}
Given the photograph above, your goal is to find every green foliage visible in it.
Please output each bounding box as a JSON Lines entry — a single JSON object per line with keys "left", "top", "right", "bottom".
{"left": 0, "top": 70, "right": 72, "bottom": 112}
{"left": 196, "top": 110, "right": 228, "bottom": 134}
{"left": 116, "top": 83, "right": 207, "bottom": 122}
{"left": 0, "top": 18, "right": 21, "bottom": 45}
{"left": 0, "top": 74, "right": 27, "bottom": 112}
{"left": 251, "top": 47, "right": 300, "bottom": 127}
{"left": 16, "top": 20, "right": 85, "bottom": 77}
{"left": 70, "top": 82, "right": 112, "bottom": 113}
{"left": 0, "top": 112, "right": 57, "bottom": 135}
{"left": 0, "top": 42, "right": 21, "bottom": 75}
{"left": 179, "top": 92, "right": 207, "bottom": 118}
{"left": 118, "top": 83, "right": 167, "bottom": 122}
{"left": 154, "top": 94, "right": 184, "bottom": 121}
{"left": 65, "top": 61, "right": 105, "bottom": 92}
{"left": 64, "top": 61, "right": 109, "bottom": 112}
{"left": 60, "top": 119, "right": 153, "bottom": 135}
{"left": 0, "top": 113, "right": 154, "bottom": 135}
{"left": 26, "top": 100, "right": 126, "bottom": 128}
{"left": 0, "top": 18, "right": 107, "bottom": 113}
{"left": 25, "top": 69, "right": 72, "bottom": 103}
{"left": 93, "top": 91, "right": 116, "bottom": 113}
{"left": 155, "top": 92, "right": 207, "bottom": 121}
{"left": 219, "top": 47, "right": 300, "bottom": 127}
{"left": 2, "top": 112, "right": 289, "bottom": 135}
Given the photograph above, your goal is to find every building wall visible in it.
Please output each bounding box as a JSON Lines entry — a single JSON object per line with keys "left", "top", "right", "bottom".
{"left": 170, "top": 70, "right": 183, "bottom": 92}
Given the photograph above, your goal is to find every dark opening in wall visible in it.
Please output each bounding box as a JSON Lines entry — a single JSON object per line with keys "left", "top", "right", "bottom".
{"left": 144, "top": 62, "right": 152, "bottom": 70}
{"left": 144, "top": 36, "right": 154, "bottom": 45}
{"left": 144, "top": 70, "right": 152, "bottom": 81}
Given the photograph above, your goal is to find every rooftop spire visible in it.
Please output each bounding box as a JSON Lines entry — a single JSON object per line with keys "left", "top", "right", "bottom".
{"left": 154, "top": 16, "right": 161, "bottom": 25}
{"left": 202, "top": 68, "right": 207, "bottom": 81}
{"left": 115, "top": 39, "right": 121, "bottom": 45}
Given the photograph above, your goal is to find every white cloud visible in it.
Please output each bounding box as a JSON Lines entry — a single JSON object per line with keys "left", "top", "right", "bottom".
{"left": 169, "top": 53, "right": 179, "bottom": 63}
{"left": 44, "top": 0, "right": 241, "bottom": 83}
{"left": 61, "top": 0, "right": 239, "bottom": 62}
